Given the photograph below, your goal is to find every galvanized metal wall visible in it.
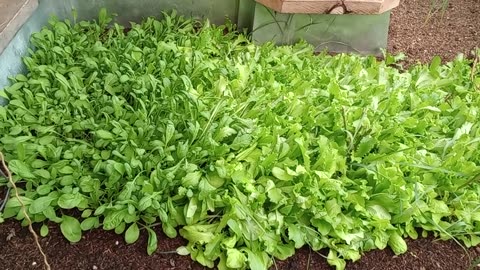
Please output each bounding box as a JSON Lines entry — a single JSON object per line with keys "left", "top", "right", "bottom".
{"left": 251, "top": 4, "right": 390, "bottom": 55}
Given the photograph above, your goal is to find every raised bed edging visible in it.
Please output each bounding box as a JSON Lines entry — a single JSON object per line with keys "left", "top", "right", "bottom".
{"left": 255, "top": 0, "right": 400, "bottom": 14}
{"left": 0, "top": 0, "right": 38, "bottom": 55}
{"left": 251, "top": 2, "right": 391, "bottom": 55}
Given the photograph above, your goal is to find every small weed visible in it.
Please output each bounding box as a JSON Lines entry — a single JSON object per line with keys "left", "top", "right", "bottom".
{"left": 424, "top": 0, "right": 449, "bottom": 24}
{"left": 467, "top": 256, "right": 480, "bottom": 270}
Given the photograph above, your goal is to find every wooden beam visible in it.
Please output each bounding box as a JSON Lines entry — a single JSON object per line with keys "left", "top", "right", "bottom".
{"left": 255, "top": 0, "right": 400, "bottom": 14}
{"left": 0, "top": 0, "right": 38, "bottom": 54}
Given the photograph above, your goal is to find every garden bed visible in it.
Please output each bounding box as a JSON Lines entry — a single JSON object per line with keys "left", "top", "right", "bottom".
{"left": 1, "top": 0, "right": 480, "bottom": 270}
{"left": 1, "top": 219, "right": 479, "bottom": 270}
{"left": 388, "top": 0, "right": 479, "bottom": 67}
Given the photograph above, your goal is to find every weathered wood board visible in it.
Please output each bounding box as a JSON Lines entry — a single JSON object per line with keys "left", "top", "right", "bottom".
{"left": 0, "top": 0, "right": 38, "bottom": 54}
{"left": 255, "top": 0, "right": 400, "bottom": 14}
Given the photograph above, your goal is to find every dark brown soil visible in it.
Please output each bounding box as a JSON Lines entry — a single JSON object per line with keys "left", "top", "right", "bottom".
{"left": 0, "top": 219, "right": 479, "bottom": 270}
{"left": 2, "top": 1, "right": 480, "bottom": 270}
{"left": 388, "top": 0, "right": 480, "bottom": 66}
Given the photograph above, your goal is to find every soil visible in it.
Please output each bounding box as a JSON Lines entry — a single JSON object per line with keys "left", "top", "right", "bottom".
{"left": 388, "top": 0, "right": 480, "bottom": 67}
{"left": 1, "top": 0, "right": 480, "bottom": 270}
{"left": 1, "top": 219, "right": 479, "bottom": 270}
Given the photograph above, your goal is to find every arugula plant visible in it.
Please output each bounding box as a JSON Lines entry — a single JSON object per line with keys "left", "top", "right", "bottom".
{"left": 1, "top": 9, "right": 480, "bottom": 270}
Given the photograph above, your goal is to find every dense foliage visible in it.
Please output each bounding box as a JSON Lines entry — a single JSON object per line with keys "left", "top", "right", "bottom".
{"left": 1, "top": 10, "right": 479, "bottom": 270}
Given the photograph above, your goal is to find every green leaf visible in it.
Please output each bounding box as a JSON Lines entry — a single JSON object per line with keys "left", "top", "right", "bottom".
{"left": 94, "top": 205, "right": 107, "bottom": 216}
{"left": 125, "top": 223, "right": 140, "bottom": 244}
{"left": 34, "top": 169, "right": 51, "bottom": 179}
{"left": 271, "top": 167, "right": 293, "bottom": 181}
{"left": 327, "top": 250, "right": 346, "bottom": 270}
{"left": 40, "top": 224, "right": 49, "bottom": 237}
{"left": 60, "top": 215, "right": 82, "bottom": 242}
{"left": 274, "top": 243, "right": 295, "bottom": 260}
{"left": 29, "top": 196, "right": 56, "bottom": 214}
{"left": 180, "top": 224, "right": 216, "bottom": 244}
{"left": 58, "top": 194, "right": 82, "bottom": 209}
{"left": 59, "top": 166, "right": 74, "bottom": 174}
{"left": 0, "top": 106, "right": 6, "bottom": 120}
{"left": 182, "top": 171, "right": 202, "bottom": 188}
{"left": 98, "top": 8, "right": 111, "bottom": 26}
{"left": 146, "top": 227, "right": 158, "bottom": 255}
{"left": 138, "top": 196, "right": 152, "bottom": 211}
{"left": 131, "top": 50, "right": 142, "bottom": 62}
{"left": 4, "top": 196, "right": 32, "bottom": 209}
{"left": 429, "top": 55, "right": 442, "bottom": 73}
{"left": 367, "top": 204, "right": 391, "bottom": 220}
{"left": 245, "top": 248, "right": 269, "bottom": 270}
{"left": 80, "top": 217, "right": 98, "bottom": 231}
{"left": 8, "top": 160, "right": 35, "bottom": 179}
{"left": 165, "top": 121, "right": 175, "bottom": 144}
{"left": 325, "top": 199, "right": 341, "bottom": 217}
{"left": 115, "top": 222, "right": 126, "bottom": 234}
{"left": 36, "top": 185, "right": 52, "bottom": 195}
{"left": 267, "top": 187, "right": 284, "bottom": 204}
{"left": 103, "top": 209, "right": 127, "bottom": 230}
{"left": 176, "top": 246, "right": 190, "bottom": 256}
{"left": 388, "top": 231, "right": 408, "bottom": 255}
{"left": 95, "top": 130, "right": 114, "bottom": 140}
{"left": 119, "top": 75, "right": 129, "bottom": 83}
{"left": 162, "top": 222, "right": 178, "bottom": 238}
{"left": 55, "top": 73, "right": 70, "bottom": 90}
{"left": 288, "top": 225, "right": 305, "bottom": 248}
{"left": 231, "top": 134, "right": 252, "bottom": 150}
{"left": 185, "top": 197, "right": 198, "bottom": 224}
{"left": 43, "top": 206, "right": 62, "bottom": 223}
{"left": 226, "top": 248, "right": 246, "bottom": 269}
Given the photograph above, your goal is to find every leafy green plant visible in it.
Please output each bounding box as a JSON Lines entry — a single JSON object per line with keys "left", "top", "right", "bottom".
{"left": 1, "top": 9, "right": 480, "bottom": 270}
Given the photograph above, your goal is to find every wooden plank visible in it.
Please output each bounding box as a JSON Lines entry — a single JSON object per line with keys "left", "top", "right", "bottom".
{"left": 379, "top": 0, "right": 400, "bottom": 13}
{"left": 0, "top": 0, "right": 38, "bottom": 54}
{"left": 255, "top": 0, "right": 399, "bottom": 14}
{"left": 255, "top": 0, "right": 284, "bottom": 12}
{"left": 285, "top": 0, "right": 382, "bottom": 2}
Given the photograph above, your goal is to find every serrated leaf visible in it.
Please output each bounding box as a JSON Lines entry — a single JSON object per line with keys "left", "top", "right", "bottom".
{"left": 355, "top": 136, "right": 376, "bottom": 158}
{"left": 245, "top": 248, "right": 269, "bottom": 270}
{"left": 288, "top": 224, "right": 305, "bottom": 248}
{"left": 226, "top": 248, "right": 246, "bottom": 269}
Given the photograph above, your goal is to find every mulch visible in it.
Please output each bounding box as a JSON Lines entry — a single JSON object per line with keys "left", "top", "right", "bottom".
{"left": 1, "top": 0, "right": 480, "bottom": 269}
{"left": 1, "top": 219, "right": 479, "bottom": 270}
{"left": 388, "top": 0, "right": 480, "bottom": 67}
